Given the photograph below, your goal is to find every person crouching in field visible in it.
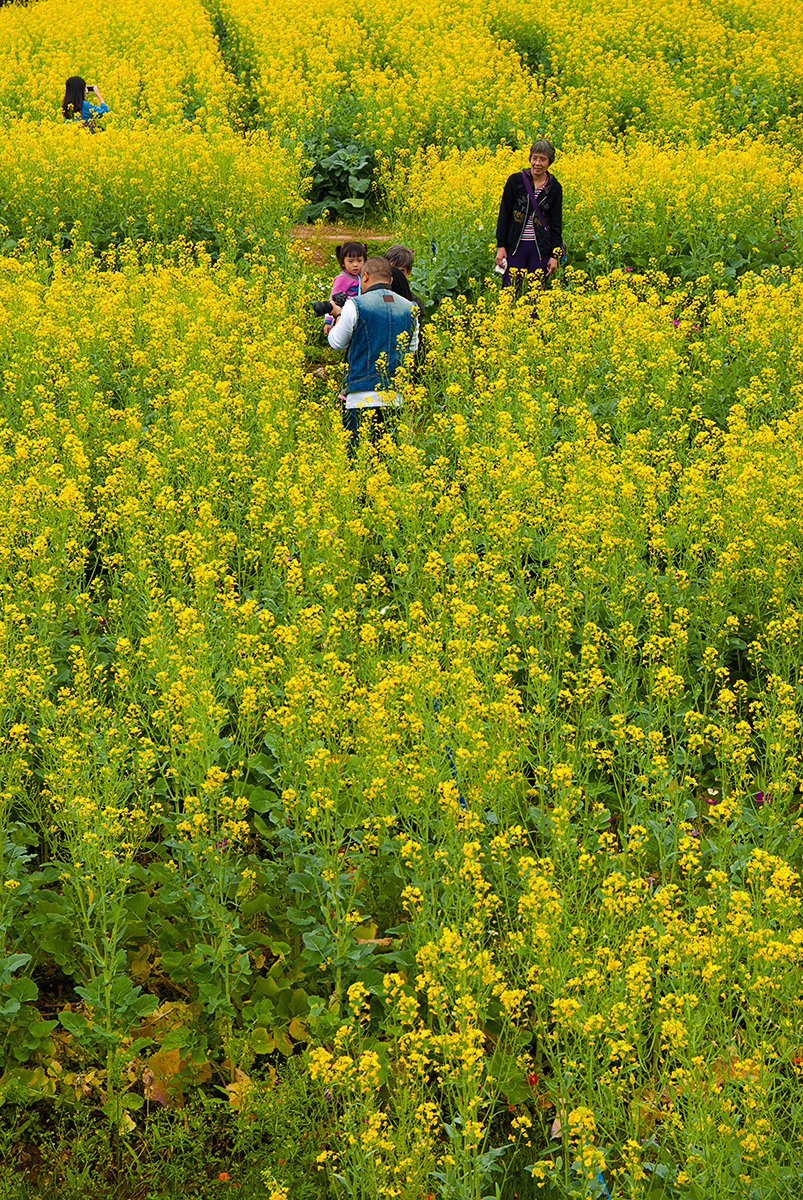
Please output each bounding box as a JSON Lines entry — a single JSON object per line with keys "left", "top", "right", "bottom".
{"left": 495, "top": 139, "right": 563, "bottom": 294}
{"left": 385, "top": 244, "right": 426, "bottom": 374}
{"left": 63, "top": 76, "right": 109, "bottom": 130}
{"left": 326, "top": 256, "right": 419, "bottom": 455}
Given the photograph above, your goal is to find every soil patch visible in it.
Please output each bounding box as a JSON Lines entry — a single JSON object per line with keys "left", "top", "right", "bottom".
{"left": 290, "top": 222, "right": 395, "bottom": 269}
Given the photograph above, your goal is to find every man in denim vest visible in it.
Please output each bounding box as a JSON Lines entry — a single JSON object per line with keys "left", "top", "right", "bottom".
{"left": 327, "top": 256, "right": 419, "bottom": 454}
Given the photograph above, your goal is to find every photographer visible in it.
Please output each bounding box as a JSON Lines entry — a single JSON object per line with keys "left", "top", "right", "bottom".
{"left": 327, "top": 256, "right": 419, "bottom": 455}
{"left": 63, "top": 77, "right": 109, "bottom": 130}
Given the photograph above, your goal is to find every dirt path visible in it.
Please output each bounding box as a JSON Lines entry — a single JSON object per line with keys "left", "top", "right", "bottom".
{"left": 290, "top": 222, "right": 395, "bottom": 268}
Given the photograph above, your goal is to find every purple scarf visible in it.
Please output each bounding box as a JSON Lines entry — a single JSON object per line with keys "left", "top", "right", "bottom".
{"left": 521, "top": 169, "right": 566, "bottom": 264}
{"left": 521, "top": 169, "right": 550, "bottom": 232}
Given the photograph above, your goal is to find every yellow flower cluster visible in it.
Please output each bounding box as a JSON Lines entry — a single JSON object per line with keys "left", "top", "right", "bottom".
{"left": 0, "top": 124, "right": 306, "bottom": 249}
{"left": 210, "top": 0, "right": 542, "bottom": 151}
{"left": 159, "top": 0, "right": 803, "bottom": 151}
{"left": 496, "top": 0, "right": 803, "bottom": 142}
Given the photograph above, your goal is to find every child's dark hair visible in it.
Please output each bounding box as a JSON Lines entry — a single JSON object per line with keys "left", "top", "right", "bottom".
{"left": 385, "top": 244, "right": 414, "bottom": 272}
{"left": 335, "top": 242, "right": 368, "bottom": 267}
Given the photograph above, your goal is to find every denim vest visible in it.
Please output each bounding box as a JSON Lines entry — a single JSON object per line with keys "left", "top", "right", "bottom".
{"left": 344, "top": 285, "right": 417, "bottom": 395}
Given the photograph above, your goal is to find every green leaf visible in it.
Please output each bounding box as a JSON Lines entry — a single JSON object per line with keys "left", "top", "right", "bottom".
{"left": 253, "top": 814, "right": 273, "bottom": 839}
{"left": 0, "top": 954, "right": 32, "bottom": 977}
{"left": 132, "top": 993, "right": 159, "bottom": 1017}
{"left": 273, "top": 1025, "right": 293, "bottom": 1056}
{"left": 28, "top": 1020, "right": 58, "bottom": 1039}
{"left": 250, "top": 1027, "right": 275, "bottom": 1054}
{"left": 162, "top": 1026, "right": 193, "bottom": 1051}
{"left": 58, "top": 1010, "right": 90, "bottom": 1037}
{"left": 247, "top": 787, "right": 279, "bottom": 814}
{"left": 487, "top": 1049, "right": 532, "bottom": 1103}
{"left": 248, "top": 751, "right": 279, "bottom": 780}
{"left": 124, "top": 892, "right": 152, "bottom": 920}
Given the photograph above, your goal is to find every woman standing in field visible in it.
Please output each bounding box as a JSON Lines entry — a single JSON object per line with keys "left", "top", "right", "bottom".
{"left": 62, "top": 76, "right": 109, "bottom": 129}
{"left": 495, "top": 138, "right": 563, "bottom": 293}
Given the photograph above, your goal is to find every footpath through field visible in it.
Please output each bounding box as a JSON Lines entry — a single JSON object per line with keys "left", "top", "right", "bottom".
{"left": 290, "top": 222, "right": 394, "bottom": 268}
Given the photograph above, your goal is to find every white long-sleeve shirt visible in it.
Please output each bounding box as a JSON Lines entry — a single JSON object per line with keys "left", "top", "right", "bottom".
{"left": 327, "top": 296, "right": 419, "bottom": 409}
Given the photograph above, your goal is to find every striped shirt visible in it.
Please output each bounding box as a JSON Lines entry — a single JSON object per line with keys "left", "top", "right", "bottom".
{"left": 521, "top": 176, "right": 549, "bottom": 241}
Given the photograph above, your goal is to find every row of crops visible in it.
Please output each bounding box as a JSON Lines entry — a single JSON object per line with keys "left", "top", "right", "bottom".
{"left": 1, "top": 0, "right": 803, "bottom": 1197}
{"left": 2, "top": 132, "right": 800, "bottom": 296}
{"left": 3, "top": 0, "right": 803, "bottom": 141}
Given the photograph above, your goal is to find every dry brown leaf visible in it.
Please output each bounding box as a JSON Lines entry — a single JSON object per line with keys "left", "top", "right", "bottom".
{"left": 225, "top": 1068, "right": 255, "bottom": 1112}
{"left": 61, "top": 1069, "right": 100, "bottom": 1103}
{"left": 710, "top": 1047, "right": 759, "bottom": 1085}
{"left": 633, "top": 1086, "right": 672, "bottom": 1134}
{"left": 143, "top": 1046, "right": 212, "bottom": 1109}
{"left": 127, "top": 943, "right": 155, "bottom": 981}
{"left": 133, "top": 1001, "right": 197, "bottom": 1043}
{"left": 353, "top": 920, "right": 393, "bottom": 948}
{"left": 547, "top": 1094, "right": 571, "bottom": 1139}
{"left": 144, "top": 1047, "right": 183, "bottom": 1107}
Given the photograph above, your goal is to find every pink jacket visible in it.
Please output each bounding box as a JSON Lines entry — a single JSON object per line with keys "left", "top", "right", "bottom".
{"left": 323, "top": 270, "right": 361, "bottom": 327}
{"left": 329, "top": 270, "right": 361, "bottom": 301}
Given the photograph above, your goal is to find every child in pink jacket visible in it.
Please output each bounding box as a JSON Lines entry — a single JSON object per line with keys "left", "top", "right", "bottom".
{"left": 322, "top": 242, "right": 367, "bottom": 331}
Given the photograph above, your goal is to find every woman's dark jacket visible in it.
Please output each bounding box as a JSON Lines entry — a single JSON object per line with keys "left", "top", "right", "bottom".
{"left": 496, "top": 171, "right": 563, "bottom": 260}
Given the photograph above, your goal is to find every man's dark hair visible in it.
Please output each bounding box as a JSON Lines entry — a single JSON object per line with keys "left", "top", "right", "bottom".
{"left": 63, "top": 76, "right": 86, "bottom": 120}
{"left": 363, "top": 256, "right": 393, "bottom": 284}
{"left": 389, "top": 265, "right": 414, "bottom": 301}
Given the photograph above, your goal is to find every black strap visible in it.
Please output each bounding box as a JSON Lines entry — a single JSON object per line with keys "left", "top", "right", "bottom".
{"left": 521, "top": 170, "right": 566, "bottom": 262}
{"left": 521, "top": 169, "right": 550, "bottom": 232}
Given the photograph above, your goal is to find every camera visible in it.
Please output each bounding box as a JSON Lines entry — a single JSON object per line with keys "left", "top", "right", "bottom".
{"left": 311, "top": 291, "right": 348, "bottom": 317}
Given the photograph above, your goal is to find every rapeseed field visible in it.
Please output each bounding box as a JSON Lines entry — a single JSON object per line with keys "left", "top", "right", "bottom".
{"left": 0, "top": 0, "right": 802, "bottom": 1196}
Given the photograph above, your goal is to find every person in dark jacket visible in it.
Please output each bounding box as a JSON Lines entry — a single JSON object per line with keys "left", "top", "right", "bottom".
{"left": 385, "top": 247, "right": 426, "bottom": 380}
{"left": 495, "top": 139, "right": 563, "bottom": 294}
